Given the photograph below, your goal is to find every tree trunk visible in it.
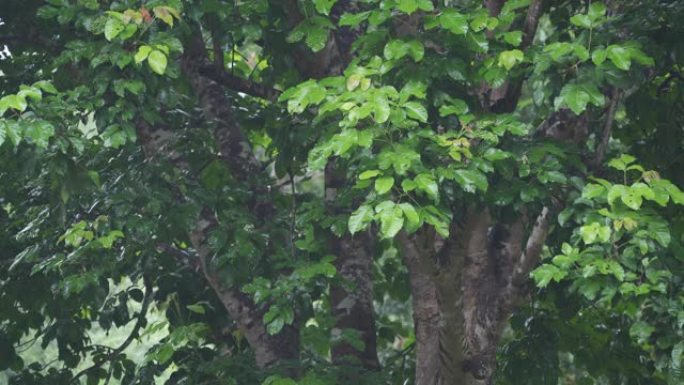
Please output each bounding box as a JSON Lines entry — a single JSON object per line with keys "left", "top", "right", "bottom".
{"left": 400, "top": 207, "right": 551, "bottom": 385}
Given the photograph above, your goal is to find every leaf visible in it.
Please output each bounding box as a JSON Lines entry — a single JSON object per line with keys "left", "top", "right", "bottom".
{"left": 404, "top": 101, "right": 428, "bottom": 122}
{"left": 313, "top": 0, "right": 337, "bottom": 15}
{"left": 147, "top": 50, "right": 168, "bottom": 75}
{"left": 531, "top": 264, "right": 566, "bottom": 288}
{"left": 186, "top": 304, "right": 206, "bottom": 315}
{"left": 414, "top": 173, "right": 439, "bottom": 200}
{"left": 104, "top": 18, "right": 125, "bottom": 41}
{"left": 557, "top": 84, "right": 589, "bottom": 114}
{"left": 154, "top": 6, "right": 174, "bottom": 26}
{"left": 629, "top": 321, "right": 654, "bottom": 342}
{"left": 305, "top": 25, "right": 329, "bottom": 52}
{"left": 346, "top": 74, "right": 362, "bottom": 91}
{"left": 588, "top": 2, "right": 607, "bottom": 20}
{"left": 570, "top": 14, "right": 592, "bottom": 28}
{"left": 359, "top": 170, "right": 380, "bottom": 180}
{"left": 582, "top": 183, "right": 606, "bottom": 199}
{"left": 339, "top": 11, "right": 370, "bottom": 27}
{"left": 580, "top": 222, "right": 611, "bottom": 244}
{"left": 135, "top": 45, "right": 152, "bottom": 63}
{"left": 555, "top": 83, "right": 604, "bottom": 114}
{"left": 24, "top": 120, "right": 55, "bottom": 148}
{"left": 498, "top": 49, "right": 524, "bottom": 70}
{"left": 503, "top": 31, "right": 523, "bottom": 46}
{"left": 454, "top": 169, "right": 488, "bottom": 192}
{"left": 439, "top": 9, "right": 468, "bottom": 35}
{"left": 399, "top": 203, "right": 420, "bottom": 233}
{"left": 406, "top": 40, "right": 425, "bottom": 61}
{"left": 375, "top": 176, "right": 395, "bottom": 194}
{"left": 379, "top": 205, "right": 404, "bottom": 239}
{"left": 607, "top": 45, "right": 631, "bottom": 70}
{"left": 348, "top": 205, "right": 374, "bottom": 235}
{"left": 397, "top": 0, "right": 418, "bottom": 14}
{"left": 1, "top": 94, "right": 27, "bottom": 112}
{"left": 373, "top": 94, "right": 391, "bottom": 123}
{"left": 592, "top": 48, "right": 607, "bottom": 65}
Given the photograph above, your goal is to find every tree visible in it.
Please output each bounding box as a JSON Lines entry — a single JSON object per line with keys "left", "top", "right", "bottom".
{"left": 1, "top": 0, "right": 683, "bottom": 384}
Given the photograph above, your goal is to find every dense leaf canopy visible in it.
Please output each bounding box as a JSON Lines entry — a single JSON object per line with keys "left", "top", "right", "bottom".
{"left": 1, "top": 1, "right": 683, "bottom": 385}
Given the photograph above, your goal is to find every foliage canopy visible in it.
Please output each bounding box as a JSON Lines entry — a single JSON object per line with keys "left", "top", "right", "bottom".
{"left": 1, "top": 1, "right": 683, "bottom": 384}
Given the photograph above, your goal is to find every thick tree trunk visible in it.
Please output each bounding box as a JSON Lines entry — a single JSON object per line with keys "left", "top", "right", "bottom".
{"left": 400, "top": 208, "right": 551, "bottom": 385}
{"left": 326, "top": 162, "right": 380, "bottom": 370}
{"left": 329, "top": 232, "right": 380, "bottom": 369}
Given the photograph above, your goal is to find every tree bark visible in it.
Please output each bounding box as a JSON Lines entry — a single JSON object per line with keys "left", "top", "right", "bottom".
{"left": 400, "top": 206, "right": 552, "bottom": 385}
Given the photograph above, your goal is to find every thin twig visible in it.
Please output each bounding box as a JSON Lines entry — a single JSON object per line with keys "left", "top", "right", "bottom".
{"left": 70, "top": 276, "right": 154, "bottom": 384}
{"left": 593, "top": 87, "right": 621, "bottom": 168}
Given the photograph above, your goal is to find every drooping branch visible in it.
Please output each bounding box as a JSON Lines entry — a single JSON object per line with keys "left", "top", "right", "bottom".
{"left": 71, "top": 276, "right": 154, "bottom": 384}
{"left": 192, "top": 217, "right": 299, "bottom": 368}
{"left": 198, "top": 65, "right": 282, "bottom": 102}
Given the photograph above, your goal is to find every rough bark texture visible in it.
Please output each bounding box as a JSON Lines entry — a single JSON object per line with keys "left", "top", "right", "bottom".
{"left": 329, "top": 231, "right": 380, "bottom": 370}
{"left": 326, "top": 161, "right": 381, "bottom": 370}
{"left": 137, "top": 27, "right": 303, "bottom": 369}
{"left": 400, "top": 206, "right": 552, "bottom": 385}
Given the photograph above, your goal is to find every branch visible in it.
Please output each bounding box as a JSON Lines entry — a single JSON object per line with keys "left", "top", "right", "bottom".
{"left": 511, "top": 206, "right": 551, "bottom": 287}
{"left": 198, "top": 65, "right": 281, "bottom": 102}
{"left": 71, "top": 276, "right": 154, "bottom": 384}
{"left": 487, "top": 0, "right": 545, "bottom": 113}
{"left": 593, "top": 87, "right": 621, "bottom": 168}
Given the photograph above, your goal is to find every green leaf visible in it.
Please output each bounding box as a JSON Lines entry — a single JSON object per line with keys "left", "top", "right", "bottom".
{"left": 24, "top": 120, "right": 55, "bottom": 148}
{"left": 580, "top": 222, "right": 611, "bottom": 244}
{"left": 359, "top": 170, "right": 380, "bottom": 180}
{"left": 0, "top": 94, "right": 27, "bottom": 112}
{"left": 498, "top": 49, "right": 524, "bottom": 70}
{"left": 570, "top": 14, "right": 592, "bottom": 28}
{"left": 582, "top": 183, "right": 606, "bottom": 199}
{"left": 629, "top": 321, "right": 655, "bottom": 342}
{"left": 305, "top": 25, "right": 329, "bottom": 52}
{"left": 502, "top": 31, "right": 523, "bottom": 46}
{"left": 186, "top": 304, "right": 206, "bottom": 314}
{"left": 592, "top": 48, "right": 607, "bottom": 65}
{"left": 588, "top": 2, "right": 607, "bottom": 20}
{"left": 135, "top": 45, "right": 152, "bottom": 63}
{"left": 555, "top": 83, "right": 604, "bottom": 114}
{"left": 373, "top": 94, "right": 391, "bottom": 123}
{"left": 375, "top": 176, "right": 395, "bottom": 194}
{"left": 339, "top": 11, "right": 370, "bottom": 27}
{"left": 439, "top": 9, "right": 468, "bottom": 35}
{"left": 607, "top": 45, "right": 631, "bottom": 70}
{"left": 399, "top": 203, "right": 420, "bottom": 233}
{"left": 454, "top": 169, "right": 488, "bottom": 192}
{"left": 384, "top": 40, "right": 423, "bottom": 61}
{"left": 147, "top": 50, "right": 168, "bottom": 75}
{"left": 379, "top": 205, "right": 404, "bottom": 238}
{"left": 414, "top": 173, "right": 439, "bottom": 200}
{"left": 348, "top": 205, "right": 374, "bottom": 235}
{"left": 313, "top": 0, "right": 337, "bottom": 15}
{"left": 532, "top": 264, "right": 566, "bottom": 288}
{"left": 404, "top": 101, "right": 428, "bottom": 122}
{"left": 104, "top": 18, "right": 125, "bottom": 41}
{"left": 397, "top": 0, "right": 418, "bottom": 14}
{"left": 407, "top": 40, "right": 425, "bottom": 61}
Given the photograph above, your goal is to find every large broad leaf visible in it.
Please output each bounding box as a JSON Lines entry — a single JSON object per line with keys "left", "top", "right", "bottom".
{"left": 104, "top": 18, "right": 125, "bottom": 41}
{"left": 348, "top": 205, "right": 374, "bottom": 235}
{"left": 379, "top": 205, "right": 404, "bottom": 238}
{"left": 439, "top": 9, "right": 469, "bottom": 35}
{"left": 147, "top": 50, "right": 168, "bottom": 75}
{"left": 374, "top": 176, "right": 395, "bottom": 194}
{"left": 404, "top": 101, "right": 428, "bottom": 122}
